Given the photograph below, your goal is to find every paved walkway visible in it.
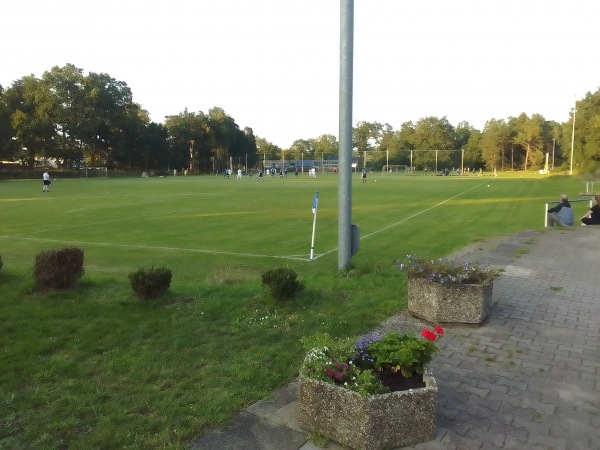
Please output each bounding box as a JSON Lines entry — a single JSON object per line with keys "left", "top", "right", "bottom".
{"left": 191, "top": 227, "right": 600, "bottom": 450}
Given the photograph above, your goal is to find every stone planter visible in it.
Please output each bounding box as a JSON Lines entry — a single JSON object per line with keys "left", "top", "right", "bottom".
{"left": 298, "top": 366, "right": 437, "bottom": 450}
{"left": 408, "top": 276, "right": 493, "bottom": 324}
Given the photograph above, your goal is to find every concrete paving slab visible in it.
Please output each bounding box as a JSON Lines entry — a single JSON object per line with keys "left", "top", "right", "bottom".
{"left": 191, "top": 228, "right": 600, "bottom": 450}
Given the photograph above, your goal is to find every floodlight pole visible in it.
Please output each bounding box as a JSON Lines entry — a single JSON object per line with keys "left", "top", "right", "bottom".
{"left": 189, "top": 140, "right": 194, "bottom": 173}
{"left": 569, "top": 97, "right": 576, "bottom": 175}
{"left": 338, "top": 0, "right": 354, "bottom": 270}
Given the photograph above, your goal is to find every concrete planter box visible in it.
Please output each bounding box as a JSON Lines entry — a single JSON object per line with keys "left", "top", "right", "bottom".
{"left": 298, "top": 366, "right": 437, "bottom": 450}
{"left": 408, "top": 276, "right": 493, "bottom": 324}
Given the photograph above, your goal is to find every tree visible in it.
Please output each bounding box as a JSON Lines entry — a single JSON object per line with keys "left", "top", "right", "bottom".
{"left": 255, "top": 137, "right": 280, "bottom": 168}
{"left": 480, "top": 119, "right": 510, "bottom": 170}
{"left": 4, "top": 75, "right": 56, "bottom": 168}
{"left": 289, "top": 139, "right": 314, "bottom": 161}
{"left": 353, "top": 121, "right": 386, "bottom": 153}
{"left": 41, "top": 64, "right": 87, "bottom": 167}
{"left": 165, "top": 109, "right": 210, "bottom": 173}
{"left": 140, "top": 122, "right": 169, "bottom": 170}
{"left": 3, "top": 65, "right": 151, "bottom": 170}
{"left": 0, "top": 84, "right": 15, "bottom": 161}
{"left": 207, "top": 107, "right": 256, "bottom": 172}
{"left": 563, "top": 89, "right": 600, "bottom": 170}
{"left": 80, "top": 71, "right": 144, "bottom": 169}
{"left": 312, "top": 134, "right": 338, "bottom": 159}
{"left": 453, "top": 121, "right": 476, "bottom": 168}
{"left": 512, "top": 113, "right": 548, "bottom": 171}
{"left": 410, "top": 116, "right": 455, "bottom": 171}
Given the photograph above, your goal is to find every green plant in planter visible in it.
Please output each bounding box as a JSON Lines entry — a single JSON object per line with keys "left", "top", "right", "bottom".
{"left": 395, "top": 254, "right": 497, "bottom": 285}
{"left": 300, "top": 327, "right": 443, "bottom": 397}
{"left": 364, "top": 329, "right": 443, "bottom": 378}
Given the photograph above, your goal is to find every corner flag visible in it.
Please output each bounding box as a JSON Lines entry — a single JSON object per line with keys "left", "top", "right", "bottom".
{"left": 310, "top": 191, "right": 318, "bottom": 260}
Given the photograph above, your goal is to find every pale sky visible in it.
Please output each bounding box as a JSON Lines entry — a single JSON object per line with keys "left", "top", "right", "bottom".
{"left": 2, "top": 0, "right": 598, "bottom": 148}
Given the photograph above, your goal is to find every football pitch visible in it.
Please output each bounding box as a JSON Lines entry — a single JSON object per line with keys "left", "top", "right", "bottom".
{"left": 0, "top": 172, "right": 590, "bottom": 449}
{"left": 0, "top": 173, "right": 586, "bottom": 278}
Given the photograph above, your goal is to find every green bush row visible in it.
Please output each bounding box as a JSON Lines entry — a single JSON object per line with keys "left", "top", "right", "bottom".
{"left": 4, "top": 247, "right": 304, "bottom": 301}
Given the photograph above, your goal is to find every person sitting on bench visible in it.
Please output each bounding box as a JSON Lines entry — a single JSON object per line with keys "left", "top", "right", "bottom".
{"left": 581, "top": 194, "right": 600, "bottom": 226}
{"left": 547, "top": 194, "right": 574, "bottom": 227}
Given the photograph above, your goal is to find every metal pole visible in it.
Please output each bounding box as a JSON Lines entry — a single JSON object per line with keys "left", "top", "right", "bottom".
{"left": 461, "top": 148, "right": 464, "bottom": 175}
{"left": 511, "top": 145, "right": 514, "bottom": 170}
{"left": 338, "top": 0, "right": 354, "bottom": 270}
{"left": 570, "top": 97, "right": 576, "bottom": 175}
{"left": 551, "top": 139, "right": 555, "bottom": 169}
{"left": 189, "top": 140, "right": 194, "bottom": 173}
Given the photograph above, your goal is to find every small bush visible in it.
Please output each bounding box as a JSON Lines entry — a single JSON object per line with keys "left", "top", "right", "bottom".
{"left": 128, "top": 266, "right": 172, "bottom": 300}
{"left": 33, "top": 247, "right": 84, "bottom": 289}
{"left": 261, "top": 267, "right": 304, "bottom": 300}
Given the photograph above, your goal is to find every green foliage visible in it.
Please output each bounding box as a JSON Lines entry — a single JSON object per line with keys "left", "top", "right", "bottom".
{"left": 366, "top": 332, "right": 438, "bottom": 377}
{"left": 0, "top": 253, "right": 3, "bottom": 271}
{"left": 300, "top": 333, "right": 388, "bottom": 397}
{"left": 128, "top": 266, "right": 172, "bottom": 299}
{"left": 32, "top": 247, "right": 84, "bottom": 289}
{"left": 396, "top": 254, "right": 497, "bottom": 285}
{"left": 300, "top": 328, "right": 443, "bottom": 396}
{"left": 261, "top": 267, "right": 304, "bottom": 300}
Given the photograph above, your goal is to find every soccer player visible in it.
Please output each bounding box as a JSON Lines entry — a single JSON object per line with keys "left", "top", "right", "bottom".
{"left": 43, "top": 171, "right": 50, "bottom": 192}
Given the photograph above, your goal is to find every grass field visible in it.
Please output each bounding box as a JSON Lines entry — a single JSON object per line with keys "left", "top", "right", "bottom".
{"left": 0, "top": 172, "right": 589, "bottom": 449}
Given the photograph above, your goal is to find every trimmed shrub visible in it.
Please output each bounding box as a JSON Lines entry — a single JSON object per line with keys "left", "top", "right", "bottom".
{"left": 261, "top": 267, "right": 304, "bottom": 300}
{"left": 128, "top": 266, "right": 172, "bottom": 300}
{"left": 33, "top": 247, "right": 84, "bottom": 289}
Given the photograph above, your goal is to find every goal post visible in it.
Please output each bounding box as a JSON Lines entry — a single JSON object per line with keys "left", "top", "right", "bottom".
{"left": 80, "top": 167, "right": 108, "bottom": 178}
{"left": 382, "top": 165, "right": 409, "bottom": 175}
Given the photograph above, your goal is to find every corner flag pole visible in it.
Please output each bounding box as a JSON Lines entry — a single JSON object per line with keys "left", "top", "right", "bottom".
{"left": 310, "top": 191, "right": 319, "bottom": 260}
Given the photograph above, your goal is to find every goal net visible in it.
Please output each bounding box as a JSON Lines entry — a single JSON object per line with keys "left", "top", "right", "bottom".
{"left": 80, "top": 167, "right": 108, "bottom": 178}
{"left": 382, "top": 165, "right": 409, "bottom": 175}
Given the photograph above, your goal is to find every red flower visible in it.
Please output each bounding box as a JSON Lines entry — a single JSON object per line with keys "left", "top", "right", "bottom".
{"left": 326, "top": 370, "right": 333, "bottom": 378}
{"left": 434, "top": 326, "right": 445, "bottom": 335}
{"left": 421, "top": 329, "right": 437, "bottom": 341}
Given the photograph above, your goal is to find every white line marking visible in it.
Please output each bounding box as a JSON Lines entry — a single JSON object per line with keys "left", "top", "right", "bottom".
{"left": 312, "top": 182, "right": 486, "bottom": 260}
{"left": 1, "top": 236, "right": 312, "bottom": 261}
{"left": 2, "top": 182, "right": 484, "bottom": 263}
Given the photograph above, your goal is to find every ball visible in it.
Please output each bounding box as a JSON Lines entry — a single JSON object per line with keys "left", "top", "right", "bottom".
{"left": 487, "top": 185, "right": 490, "bottom": 187}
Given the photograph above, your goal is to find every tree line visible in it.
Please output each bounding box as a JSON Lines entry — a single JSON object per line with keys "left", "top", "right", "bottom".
{"left": 1, "top": 64, "right": 598, "bottom": 173}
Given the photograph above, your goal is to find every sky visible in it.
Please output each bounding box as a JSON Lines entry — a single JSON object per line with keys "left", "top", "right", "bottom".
{"left": 2, "top": 0, "right": 598, "bottom": 148}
